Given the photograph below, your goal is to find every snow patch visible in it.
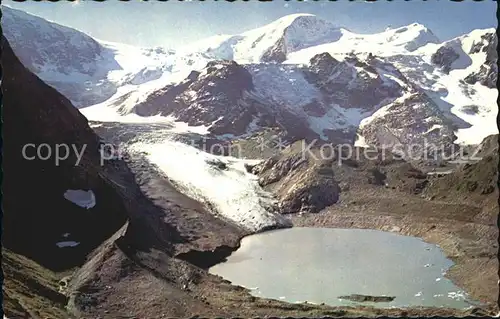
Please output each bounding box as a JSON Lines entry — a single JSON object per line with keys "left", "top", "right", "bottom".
{"left": 56, "top": 241, "right": 80, "bottom": 248}
{"left": 424, "top": 124, "right": 443, "bottom": 134}
{"left": 63, "top": 189, "right": 96, "bottom": 209}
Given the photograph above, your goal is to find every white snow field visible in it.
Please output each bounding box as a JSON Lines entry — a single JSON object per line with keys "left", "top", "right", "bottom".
{"left": 4, "top": 7, "right": 496, "bottom": 144}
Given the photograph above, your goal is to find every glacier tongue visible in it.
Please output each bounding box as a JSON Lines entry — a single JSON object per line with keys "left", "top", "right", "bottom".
{"left": 127, "top": 140, "right": 290, "bottom": 232}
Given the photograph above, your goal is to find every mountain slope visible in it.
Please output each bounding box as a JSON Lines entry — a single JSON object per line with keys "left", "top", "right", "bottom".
{"left": 180, "top": 14, "right": 343, "bottom": 63}
{"left": 1, "top": 34, "right": 262, "bottom": 318}
{"left": 2, "top": 34, "right": 133, "bottom": 318}
{"left": 2, "top": 34, "right": 129, "bottom": 271}
{"left": 404, "top": 28, "right": 498, "bottom": 145}
{"left": 90, "top": 15, "right": 495, "bottom": 149}
{"left": 2, "top": 5, "right": 116, "bottom": 106}
{"left": 97, "top": 50, "right": 457, "bottom": 154}
{"left": 5, "top": 33, "right": 455, "bottom": 319}
{"left": 2, "top": 17, "right": 497, "bottom": 316}
{"left": 1, "top": 5, "right": 176, "bottom": 107}
{"left": 423, "top": 134, "right": 499, "bottom": 207}
{"left": 282, "top": 24, "right": 497, "bottom": 146}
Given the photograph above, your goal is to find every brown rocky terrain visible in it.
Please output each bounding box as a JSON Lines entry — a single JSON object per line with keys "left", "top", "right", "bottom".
{"left": 2, "top": 6, "right": 121, "bottom": 107}
{"left": 304, "top": 53, "right": 403, "bottom": 113}
{"left": 231, "top": 129, "right": 497, "bottom": 309}
{"left": 246, "top": 140, "right": 341, "bottom": 214}
{"left": 2, "top": 34, "right": 498, "bottom": 319}
{"left": 283, "top": 135, "right": 499, "bottom": 310}
{"left": 359, "top": 90, "right": 458, "bottom": 157}
{"left": 129, "top": 60, "right": 259, "bottom": 138}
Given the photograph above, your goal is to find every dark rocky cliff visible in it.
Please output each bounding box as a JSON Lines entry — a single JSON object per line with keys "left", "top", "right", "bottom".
{"left": 2, "top": 35, "right": 127, "bottom": 270}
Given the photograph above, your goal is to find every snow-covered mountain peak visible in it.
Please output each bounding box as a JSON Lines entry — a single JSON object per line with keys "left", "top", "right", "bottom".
{"left": 2, "top": 5, "right": 105, "bottom": 75}
{"left": 1, "top": 6, "right": 180, "bottom": 107}
{"left": 240, "top": 13, "right": 343, "bottom": 62}
{"left": 179, "top": 13, "right": 342, "bottom": 64}
{"left": 422, "top": 27, "right": 497, "bottom": 89}
{"left": 257, "top": 13, "right": 338, "bottom": 33}
{"left": 273, "top": 13, "right": 317, "bottom": 21}
{"left": 276, "top": 13, "right": 343, "bottom": 52}
{"left": 399, "top": 22, "right": 431, "bottom": 32}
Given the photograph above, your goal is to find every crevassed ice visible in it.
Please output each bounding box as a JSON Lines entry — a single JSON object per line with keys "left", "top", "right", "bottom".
{"left": 128, "top": 141, "right": 290, "bottom": 232}
{"left": 63, "top": 189, "right": 96, "bottom": 209}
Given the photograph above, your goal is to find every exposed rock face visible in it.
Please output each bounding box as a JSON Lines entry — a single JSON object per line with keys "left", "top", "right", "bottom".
{"left": 464, "top": 32, "right": 498, "bottom": 88}
{"left": 308, "top": 52, "right": 340, "bottom": 75}
{"left": 464, "top": 62, "right": 497, "bottom": 89}
{"left": 127, "top": 52, "right": 442, "bottom": 150}
{"left": 249, "top": 141, "right": 340, "bottom": 214}
{"left": 130, "top": 60, "right": 337, "bottom": 144}
{"left": 360, "top": 92, "right": 457, "bottom": 158}
{"left": 2, "top": 36, "right": 127, "bottom": 270}
{"left": 469, "top": 32, "right": 497, "bottom": 57}
{"left": 305, "top": 53, "right": 404, "bottom": 112}
{"left": 295, "top": 53, "right": 407, "bottom": 144}
{"left": 126, "top": 70, "right": 199, "bottom": 116}
{"left": 431, "top": 46, "right": 460, "bottom": 74}
{"left": 131, "top": 60, "right": 263, "bottom": 137}
{"left": 474, "top": 134, "right": 499, "bottom": 157}
{"left": 261, "top": 36, "right": 288, "bottom": 63}
{"left": 246, "top": 139, "right": 434, "bottom": 214}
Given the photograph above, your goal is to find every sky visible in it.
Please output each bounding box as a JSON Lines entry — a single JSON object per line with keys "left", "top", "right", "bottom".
{"left": 3, "top": 0, "right": 498, "bottom": 49}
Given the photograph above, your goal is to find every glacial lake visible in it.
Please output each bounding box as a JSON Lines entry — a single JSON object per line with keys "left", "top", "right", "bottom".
{"left": 209, "top": 227, "right": 477, "bottom": 309}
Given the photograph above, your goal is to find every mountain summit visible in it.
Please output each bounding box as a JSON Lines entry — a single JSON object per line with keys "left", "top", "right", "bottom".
{"left": 182, "top": 13, "right": 343, "bottom": 63}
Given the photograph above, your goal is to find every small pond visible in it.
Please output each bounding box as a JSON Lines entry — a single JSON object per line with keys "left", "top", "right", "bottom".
{"left": 209, "top": 227, "right": 478, "bottom": 309}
